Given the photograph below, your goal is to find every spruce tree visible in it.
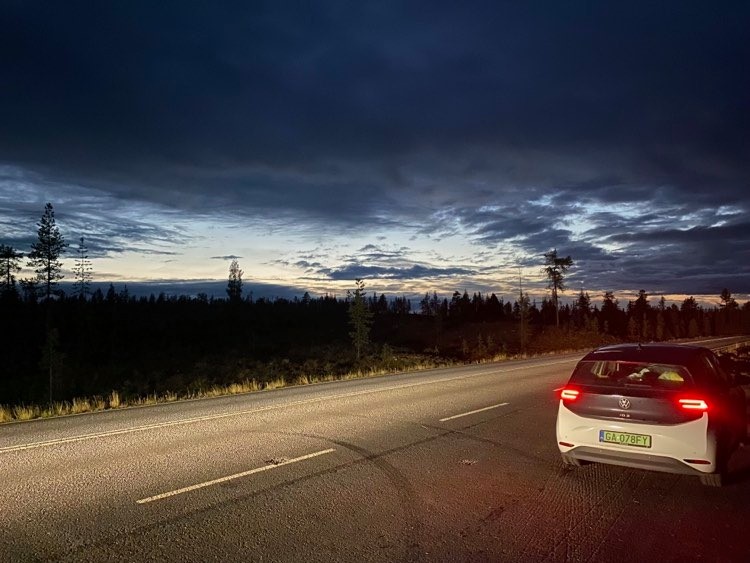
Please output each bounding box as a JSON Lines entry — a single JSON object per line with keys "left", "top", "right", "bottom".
{"left": 348, "top": 278, "right": 373, "bottom": 361}
{"left": 28, "top": 203, "right": 67, "bottom": 300}
{"left": 226, "top": 259, "right": 243, "bottom": 302}
{"left": 0, "top": 244, "right": 24, "bottom": 296}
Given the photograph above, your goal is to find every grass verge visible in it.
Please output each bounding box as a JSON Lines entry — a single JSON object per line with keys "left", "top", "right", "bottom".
{"left": 0, "top": 346, "right": 591, "bottom": 425}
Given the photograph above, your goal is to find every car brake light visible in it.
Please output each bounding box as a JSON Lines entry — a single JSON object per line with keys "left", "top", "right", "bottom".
{"left": 678, "top": 398, "right": 709, "bottom": 411}
{"left": 560, "top": 388, "right": 580, "bottom": 401}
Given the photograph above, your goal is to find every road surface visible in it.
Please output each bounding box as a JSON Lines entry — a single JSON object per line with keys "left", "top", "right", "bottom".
{"left": 1, "top": 337, "right": 749, "bottom": 562}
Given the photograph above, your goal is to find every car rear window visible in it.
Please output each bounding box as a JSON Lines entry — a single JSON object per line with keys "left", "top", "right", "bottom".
{"left": 569, "top": 360, "right": 693, "bottom": 390}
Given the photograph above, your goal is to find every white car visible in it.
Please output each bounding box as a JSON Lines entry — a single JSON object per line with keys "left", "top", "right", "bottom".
{"left": 556, "top": 344, "right": 747, "bottom": 486}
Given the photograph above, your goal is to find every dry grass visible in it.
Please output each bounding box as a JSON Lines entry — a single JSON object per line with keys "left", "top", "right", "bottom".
{"left": 200, "top": 385, "right": 224, "bottom": 398}
{"left": 225, "top": 379, "right": 260, "bottom": 394}
{"left": 41, "top": 402, "right": 69, "bottom": 417}
{"left": 12, "top": 405, "right": 39, "bottom": 421}
{"left": 0, "top": 405, "right": 13, "bottom": 423}
{"left": 264, "top": 377, "right": 286, "bottom": 390}
{"left": 292, "top": 374, "right": 310, "bottom": 386}
{"left": 70, "top": 397, "right": 92, "bottom": 414}
{"left": 108, "top": 390, "right": 121, "bottom": 409}
{"left": 132, "top": 394, "right": 159, "bottom": 407}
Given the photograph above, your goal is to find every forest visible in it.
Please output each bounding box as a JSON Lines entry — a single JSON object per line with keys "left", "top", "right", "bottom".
{"left": 1, "top": 204, "right": 749, "bottom": 415}
{"left": 2, "top": 280, "right": 749, "bottom": 409}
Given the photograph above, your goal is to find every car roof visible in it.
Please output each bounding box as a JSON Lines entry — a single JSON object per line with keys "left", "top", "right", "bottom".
{"left": 580, "top": 343, "right": 711, "bottom": 366}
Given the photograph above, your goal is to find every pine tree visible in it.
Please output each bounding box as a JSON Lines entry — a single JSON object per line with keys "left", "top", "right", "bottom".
{"left": 542, "top": 248, "right": 573, "bottom": 327}
{"left": 27, "top": 203, "right": 67, "bottom": 300}
{"left": 0, "top": 244, "right": 24, "bottom": 296}
{"left": 348, "top": 278, "right": 373, "bottom": 361}
{"left": 72, "top": 236, "right": 93, "bottom": 300}
{"left": 226, "top": 259, "right": 243, "bottom": 302}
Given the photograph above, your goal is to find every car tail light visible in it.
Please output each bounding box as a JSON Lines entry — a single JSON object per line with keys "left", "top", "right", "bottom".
{"left": 560, "top": 388, "right": 580, "bottom": 401}
{"left": 678, "top": 398, "right": 709, "bottom": 411}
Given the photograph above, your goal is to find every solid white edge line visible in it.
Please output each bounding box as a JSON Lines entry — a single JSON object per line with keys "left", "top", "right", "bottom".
{"left": 3, "top": 357, "right": 578, "bottom": 454}
{"left": 439, "top": 402, "right": 510, "bottom": 422}
{"left": 136, "top": 448, "right": 336, "bottom": 504}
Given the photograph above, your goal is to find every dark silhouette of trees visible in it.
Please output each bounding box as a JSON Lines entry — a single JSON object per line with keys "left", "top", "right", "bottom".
{"left": 681, "top": 297, "right": 701, "bottom": 337}
{"left": 720, "top": 288, "right": 737, "bottom": 310}
{"left": 572, "top": 290, "right": 592, "bottom": 330}
{"left": 40, "top": 327, "right": 64, "bottom": 403}
{"left": 348, "top": 279, "right": 373, "bottom": 360}
{"left": 599, "top": 291, "right": 623, "bottom": 335}
{"left": 389, "top": 296, "right": 411, "bottom": 315}
{"left": 542, "top": 249, "right": 573, "bottom": 327}
{"left": 0, "top": 244, "right": 23, "bottom": 297}
{"left": 517, "top": 288, "right": 531, "bottom": 353}
{"left": 419, "top": 291, "right": 447, "bottom": 349}
{"left": 718, "top": 288, "right": 740, "bottom": 334}
{"left": 28, "top": 203, "right": 67, "bottom": 300}
{"left": 0, "top": 282, "right": 748, "bottom": 409}
{"left": 628, "top": 289, "right": 652, "bottom": 340}
{"left": 226, "top": 259, "right": 243, "bottom": 302}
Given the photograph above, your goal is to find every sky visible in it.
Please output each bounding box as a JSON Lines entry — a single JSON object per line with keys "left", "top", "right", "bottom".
{"left": 1, "top": 1, "right": 749, "bottom": 305}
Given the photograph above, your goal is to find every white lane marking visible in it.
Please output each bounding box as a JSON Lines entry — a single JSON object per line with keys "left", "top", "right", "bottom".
{"left": 136, "top": 448, "right": 335, "bottom": 504}
{"left": 2, "top": 357, "right": 577, "bottom": 454}
{"left": 439, "top": 402, "right": 510, "bottom": 422}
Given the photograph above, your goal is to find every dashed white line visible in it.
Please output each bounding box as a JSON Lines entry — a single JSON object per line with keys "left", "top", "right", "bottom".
{"left": 136, "top": 448, "right": 336, "bottom": 504}
{"left": 439, "top": 402, "right": 510, "bottom": 422}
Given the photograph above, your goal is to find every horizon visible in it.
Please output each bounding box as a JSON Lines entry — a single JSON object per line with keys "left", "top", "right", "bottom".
{"left": 42, "top": 276, "right": 747, "bottom": 311}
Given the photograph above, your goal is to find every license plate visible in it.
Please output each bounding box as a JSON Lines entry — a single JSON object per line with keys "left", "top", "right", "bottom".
{"left": 599, "top": 430, "right": 652, "bottom": 448}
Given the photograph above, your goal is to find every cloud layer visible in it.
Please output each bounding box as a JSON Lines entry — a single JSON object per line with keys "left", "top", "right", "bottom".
{"left": 2, "top": 2, "right": 748, "bottom": 298}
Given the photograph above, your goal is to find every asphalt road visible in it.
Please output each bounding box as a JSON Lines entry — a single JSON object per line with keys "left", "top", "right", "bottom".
{"left": 2, "top": 337, "right": 750, "bottom": 562}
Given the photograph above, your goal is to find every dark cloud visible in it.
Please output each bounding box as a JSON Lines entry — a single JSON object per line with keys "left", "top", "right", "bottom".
{"left": 327, "top": 264, "right": 476, "bottom": 282}
{"left": 211, "top": 255, "right": 243, "bottom": 261}
{"left": 279, "top": 243, "right": 479, "bottom": 286}
{"left": 1, "top": 1, "right": 748, "bottom": 297}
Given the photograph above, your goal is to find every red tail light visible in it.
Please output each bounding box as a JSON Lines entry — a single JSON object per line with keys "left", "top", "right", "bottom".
{"left": 560, "top": 388, "right": 580, "bottom": 401}
{"left": 678, "top": 398, "right": 709, "bottom": 411}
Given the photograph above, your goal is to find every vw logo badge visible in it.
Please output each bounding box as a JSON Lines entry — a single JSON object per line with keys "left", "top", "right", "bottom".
{"left": 618, "top": 397, "right": 631, "bottom": 410}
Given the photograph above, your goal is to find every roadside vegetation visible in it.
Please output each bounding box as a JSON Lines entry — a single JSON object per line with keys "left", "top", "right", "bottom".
{"left": 0, "top": 288, "right": 746, "bottom": 424}
{"left": 1, "top": 204, "right": 749, "bottom": 423}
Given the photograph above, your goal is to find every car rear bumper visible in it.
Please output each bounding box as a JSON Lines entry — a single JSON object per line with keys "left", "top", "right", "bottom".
{"left": 557, "top": 402, "right": 717, "bottom": 474}
{"left": 562, "top": 446, "right": 707, "bottom": 475}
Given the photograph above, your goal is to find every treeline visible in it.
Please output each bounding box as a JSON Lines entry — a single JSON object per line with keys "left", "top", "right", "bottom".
{"left": 1, "top": 285, "right": 748, "bottom": 406}
{"left": 1, "top": 203, "right": 749, "bottom": 408}
{"left": 417, "top": 287, "right": 750, "bottom": 342}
